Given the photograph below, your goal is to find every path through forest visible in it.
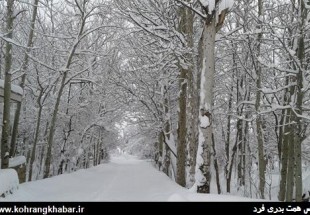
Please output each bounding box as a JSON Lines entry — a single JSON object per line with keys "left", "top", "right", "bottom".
{"left": 1, "top": 155, "right": 260, "bottom": 202}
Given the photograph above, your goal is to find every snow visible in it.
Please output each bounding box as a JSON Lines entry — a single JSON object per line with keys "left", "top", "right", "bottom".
{"left": 195, "top": 131, "right": 205, "bottom": 187}
{"left": 200, "top": 0, "right": 215, "bottom": 13}
{"left": 200, "top": 0, "right": 234, "bottom": 14}
{"left": 200, "top": 115, "right": 210, "bottom": 128}
{"left": 77, "top": 148, "right": 84, "bottom": 156}
{"left": 219, "top": 0, "right": 234, "bottom": 13}
{"left": 9, "top": 156, "right": 26, "bottom": 168}
{"left": 165, "top": 134, "right": 177, "bottom": 156}
{"left": 0, "top": 79, "right": 23, "bottom": 95}
{"left": 0, "top": 155, "right": 263, "bottom": 202}
{"left": 0, "top": 169, "right": 19, "bottom": 197}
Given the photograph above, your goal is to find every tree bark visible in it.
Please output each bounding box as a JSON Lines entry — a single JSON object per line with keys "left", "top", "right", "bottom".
{"left": 212, "top": 133, "right": 221, "bottom": 194}
{"left": 196, "top": 18, "right": 216, "bottom": 193}
{"left": 294, "top": 0, "right": 306, "bottom": 202}
{"left": 176, "top": 3, "right": 193, "bottom": 187}
{"left": 162, "top": 83, "right": 172, "bottom": 177}
{"left": 28, "top": 83, "right": 44, "bottom": 181}
{"left": 10, "top": 0, "right": 39, "bottom": 157}
{"left": 176, "top": 66, "right": 187, "bottom": 187}
{"left": 1, "top": 0, "right": 15, "bottom": 169}
{"left": 255, "top": 0, "right": 266, "bottom": 199}
{"left": 195, "top": 2, "right": 229, "bottom": 193}
{"left": 286, "top": 125, "right": 295, "bottom": 202}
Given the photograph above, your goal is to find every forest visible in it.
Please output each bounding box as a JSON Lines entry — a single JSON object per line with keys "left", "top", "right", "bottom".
{"left": 0, "top": 0, "right": 309, "bottom": 202}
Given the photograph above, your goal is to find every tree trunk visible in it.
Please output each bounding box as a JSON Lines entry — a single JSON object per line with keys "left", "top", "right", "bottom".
{"left": 162, "top": 84, "right": 172, "bottom": 177}
{"left": 28, "top": 89, "right": 43, "bottom": 181}
{"left": 255, "top": 0, "right": 266, "bottom": 199}
{"left": 212, "top": 133, "right": 221, "bottom": 194}
{"left": 225, "top": 86, "right": 232, "bottom": 188}
{"left": 43, "top": 2, "right": 87, "bottom": 178}
{"left": 176, "top": 1, "right": 194, "bottom": 188}
{"left": 187, "top": 41, "right": 199, "bottom": 187}
{"left": 196, "top": 18, "right": 216, "bottom": 193}
{"left": 176, "top": 66, "right": 187, "bottom": 187}
{"left": 237, "top": 118, "right": 244, "bottom": 187}
{"left": 286, "top": 125, "right": 295, "bottom": 202}
{"left": 294, "top": 0, "right": 306, "bottom": 202}
{"left": 227, "top": 132, "right": 238, "bottom": 193}
{"left": 157, "top": 131, "right": 164, "bottom": 170}
{"left": 10, "top": 0, "right": 39, "bottom": 157}
{"left": 43, "top": 72, "right": 68, "bottom": 178}
{"left": 278, "top": 119, "right": 288, "bottom": 201}
{"left": 1, "top": 0, "right": 14, "bottom": 169}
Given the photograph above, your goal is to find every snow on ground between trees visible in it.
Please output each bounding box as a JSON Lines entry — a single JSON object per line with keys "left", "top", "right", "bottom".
{"left": 1, "top": 155, "right": 264, "bottom": 202}
{"left": 0, "top": 169, "right": 19, "bottom": 197}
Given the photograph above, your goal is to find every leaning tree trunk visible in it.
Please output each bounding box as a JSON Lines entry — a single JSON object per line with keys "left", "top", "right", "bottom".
{"left": 43, "top": 71, "right": 68, "bottom": 178}
{"left": 44, "top": 6, "right": 87, "bottom": 178}
{"left": 1, "top": 0, "right": 15, "bottom": 169}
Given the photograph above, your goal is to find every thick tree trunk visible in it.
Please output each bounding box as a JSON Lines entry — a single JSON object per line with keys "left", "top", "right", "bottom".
{"left": 255, "top": 0, "right": 266, "bottom": 199}
{"left": 176, "top": 2, "right": 194, "bottom": 188}
{"left": 294, "top": 0, "right": 306, "bottom": 202}
{"left": 187, "top": 68, "right": 199, "bottom": 187}
{"left": 278, "top": 80, "right": 292, "bottom": 201}
{"left": 278, "top": 117, "right": 288, "bottom": 201}
{"left": 196, "top": 18, "right": 216, "bottom": 193}
{"left": 1, "top": 0, "right": 14, "bottom": 169}
{"left": 286, "top": 123, "right": 295, "bottom": 201}
{"left": 187, "top": 43, "right": 200, "bottom": 187}
{"left": 176, "top": 67, "right": 187, "bottom": 187}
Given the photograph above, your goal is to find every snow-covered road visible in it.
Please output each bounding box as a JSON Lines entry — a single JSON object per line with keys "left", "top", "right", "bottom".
{"left": 1, "top": 155, "right": 261, "bottom": 201}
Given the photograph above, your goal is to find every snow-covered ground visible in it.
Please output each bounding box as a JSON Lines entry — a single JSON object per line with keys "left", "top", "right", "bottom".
{"left": 1, "top": 155, "right": 264, "bottom": 202}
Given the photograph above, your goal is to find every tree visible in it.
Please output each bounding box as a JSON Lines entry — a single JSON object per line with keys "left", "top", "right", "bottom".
{"left": 175, "top": 3, "right": 189, "bottom": 187}
{"left": 255, "top": 0, "right": 267, "bottom": 199}
{"left": 43, "top": 0, "right": 119, "bottom": 178}
{"left": 1, "top": 0, "right": 15, "bottom": 169}
{"left": 10, "top": 0, "right": 39, "bottom": 158}
{"left": 193, "top": 0, "right": 233, "bottom": 193}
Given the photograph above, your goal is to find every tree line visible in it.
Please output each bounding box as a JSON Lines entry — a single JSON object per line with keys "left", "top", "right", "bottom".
{"left": 0, "top": 0, "right": 309, "bottom": 202}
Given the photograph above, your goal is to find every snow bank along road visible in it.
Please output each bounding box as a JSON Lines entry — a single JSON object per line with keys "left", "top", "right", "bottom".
{"left": 1, "top": 155, "right": 259, "bottom": 201}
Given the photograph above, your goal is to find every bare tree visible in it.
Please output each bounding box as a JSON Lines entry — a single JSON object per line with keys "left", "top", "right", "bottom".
{"left": 1, "top": 0, "right": 15, "bottom": 169}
